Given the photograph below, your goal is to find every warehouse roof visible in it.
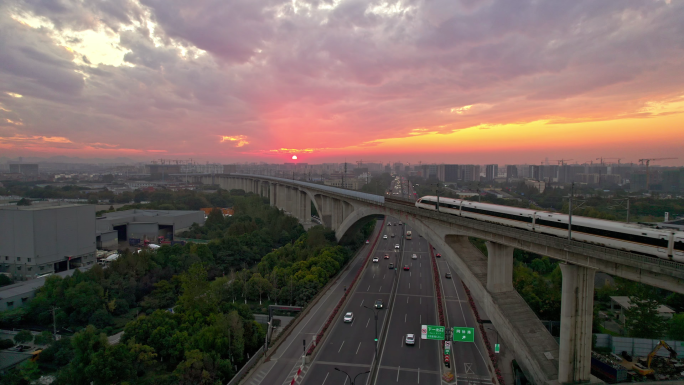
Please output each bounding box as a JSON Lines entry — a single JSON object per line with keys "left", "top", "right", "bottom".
{"left": 609, "top": 296, "right": 675, "bottom": 314}
{"left": 0, "top": 266, "right": 93, "bottom": 300}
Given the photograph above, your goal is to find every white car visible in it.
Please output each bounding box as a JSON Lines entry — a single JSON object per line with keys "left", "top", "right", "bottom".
{"left": 344, "top": 312, "right": 354, "bottom": 323}
{"left": 395, "top": 244, "right": 400, "bottom": 249}
{"left": 383, "top": 235, "right": 388, "bottom": 239}
{"left": 405, "top": 334, "right": 415, "bottom": 345}
{"left": 372, "top": 257, "right": 379, "bottom": 263}
{"left": 412, "top": 254, "right": 417, "bottom": 259}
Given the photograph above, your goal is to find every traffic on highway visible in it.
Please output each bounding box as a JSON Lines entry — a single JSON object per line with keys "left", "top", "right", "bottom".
{"left": 300, "top": 219, "right": 494, "bottom": 385}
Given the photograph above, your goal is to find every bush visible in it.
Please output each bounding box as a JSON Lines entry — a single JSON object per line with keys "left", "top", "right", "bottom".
{"left": 88, "top": 309, "right": 113, "bottom": 329}
{"left": 14, "top": 330, "right": 34, "bottom": 344}
{"left": 0, "top": 338, "right": 14, "bottom": 349}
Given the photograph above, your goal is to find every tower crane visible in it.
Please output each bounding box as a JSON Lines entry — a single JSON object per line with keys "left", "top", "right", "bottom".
{"left": 597, "top": 157, "right": 622, "bottom": 165}
{"left": 638, "top": 158, "right": 678, "bottom": 190}
{"left": 551, "top": 159, "right": 574, "bottom": 166}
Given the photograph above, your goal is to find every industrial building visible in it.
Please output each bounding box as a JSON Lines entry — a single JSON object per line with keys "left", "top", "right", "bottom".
{"left": 0, "top": 266, "right": 93, "bottom": 311}
{"left": 0, "top": 204, "right": 96, "bottom": 280}
{"left": 96, "top": 209, "right": 205, "bottom": 249}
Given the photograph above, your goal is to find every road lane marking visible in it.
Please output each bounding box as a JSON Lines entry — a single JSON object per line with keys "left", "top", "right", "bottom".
{"left": 420, "top": 297, "right": 421, "bottom": 304}
{"left": 360, "top": 300, "right": 364, "bottom": 307}
{"left": 407, "top": 297, "right": 409, "bottom": 303}
{"left": 367, "top": 285, "right": 371, "bottom": 291}
{"left": 338, "top": 341, "right": 345, "bottom": 353}
{"left": 409, "top": 283, "right": 410, "bottom": 289}
{"left": 397, "top": 366, "right": 400, "bottom": 381}
{"left": 379, "top": 286, "right": 382, "bottom": 292}
{"left": 418, "top": 368, "right": 420, "bottom": 384}
{"left": 405, "top": 314, "right": 407, "bottom": 322}
{"left": 321, "top": 372, "right": 329, "bottom": 385}
{"left": 373, "top": 274, "right": 375, "bottom": 279}
{"left": 366, "top": 318, "right": 370, "bottom": 328}
{"left": 420, "top": 284, "right": 422, "bottom": 290}
{"left": 356, "top": 342, "right": 361, "bottom": 354}
{"left": 420, "top": 315, "right": 421, "bottom": 324}
{"left": 465, "top": 363, "right": 474, "bottom": 374}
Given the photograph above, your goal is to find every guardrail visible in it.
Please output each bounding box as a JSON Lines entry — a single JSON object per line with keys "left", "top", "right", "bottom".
{"left": 227, "top": 346, "right": 264, "bottom": 385}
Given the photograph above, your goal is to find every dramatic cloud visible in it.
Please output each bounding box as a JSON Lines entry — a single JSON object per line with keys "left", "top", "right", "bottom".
{"left": 0, "top": 0, "right": 683, "bottom": 163}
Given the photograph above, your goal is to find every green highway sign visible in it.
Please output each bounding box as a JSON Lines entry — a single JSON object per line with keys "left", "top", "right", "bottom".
{"left": 421, "top": 325, "right": 445, "bottom": 340}
{"left": 495, "top": 343, "right": 500, "bottom": 353}
{"left": 452, "top": 327, "right": 475, "bottom": 342}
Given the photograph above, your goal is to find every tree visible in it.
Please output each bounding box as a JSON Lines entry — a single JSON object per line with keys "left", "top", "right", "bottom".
{"left": 669, "top": 314, "right": 684, "bottom": 341}
{"left": 624, "top": 296, "right": 667, "bottom": 339}
{"left": 16, "top": 198, "right": 31, "bottom": 206}
{"left": 14, "top": 329, "right": 34, "bottom": 344}
{"left": 179, "top": 263, "right": 216, "bottom": 314}
{"left": 247, "top": 273, "right": 272, "bottom": 304}
{"left": 173, "top": 349, "right": 233, "bottom": 385}
{"left": 0, "top": 274, "right": 12, "bottom": 287}
{"left": 33, "top": 330, "right": 54, "bottom": 346}
{"left": 89, "top": 309, "right": 113, "bottom": 329}
{"left": 85, "top": 344, "right": 136, "bottom": 385}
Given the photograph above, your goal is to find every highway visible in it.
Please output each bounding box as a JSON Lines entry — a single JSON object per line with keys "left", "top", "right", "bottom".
{"left": 302, "top": 218, "right": 408, "bottom": 385}
{"left": 435, "top": 247, "right": 494, "bottom": 385}
{"left": 244, "top": 221, "right": 383, "bottom": 385}
{"left": 375, "top": 223, "right": 441, "bottom": 384}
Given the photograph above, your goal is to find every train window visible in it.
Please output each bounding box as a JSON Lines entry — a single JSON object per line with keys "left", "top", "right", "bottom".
{"left": 675, "top": 241, "right": 684, "bottom": 251}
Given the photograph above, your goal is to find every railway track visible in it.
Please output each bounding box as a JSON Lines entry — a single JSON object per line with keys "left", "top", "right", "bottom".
{"left": 385, "top": 197, "right": 416, "bottom": 207}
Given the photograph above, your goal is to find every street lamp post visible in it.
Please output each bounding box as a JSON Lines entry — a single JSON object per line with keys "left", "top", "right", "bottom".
{"left": 363, "top": 305, "right": 385, "bottom": 359}
{"left": 334, "top": 368, "right": 370, "bottom": 385}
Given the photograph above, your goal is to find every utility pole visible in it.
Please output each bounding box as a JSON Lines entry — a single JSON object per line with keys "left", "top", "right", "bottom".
{"left": 52, "top": 306, "right": 60, "bottom": 339}
{"left": 568, "top": 182, "right": 574, "bottom": 240}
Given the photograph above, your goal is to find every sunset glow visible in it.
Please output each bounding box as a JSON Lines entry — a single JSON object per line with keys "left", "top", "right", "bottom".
{"left": 0, "top": 1, "right": 682, "bottom": 165}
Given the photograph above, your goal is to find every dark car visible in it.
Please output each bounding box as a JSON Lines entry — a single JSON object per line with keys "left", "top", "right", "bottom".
{"left": 445, "top": 272, "right": 452, "bottom": 279}
{"left": 403, "top": 265, "right": 410, "bottom": 271}
{"left": 375, "top": 299, "right": 383, "bottom": 309}
{"left": 389, "top": 263, "right": 394, "bottom": 269}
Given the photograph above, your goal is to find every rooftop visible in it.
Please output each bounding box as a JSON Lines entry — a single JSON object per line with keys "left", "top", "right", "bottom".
{"left": 98, "top": 209, "right": 201, "bottom": 219}
{"left": 609, "top": 296, "right": 675, "bottom": 314}
{"left": 0, "top": 266, "right": 93, "bottom": 299}
{"left": 0, "top": 203, "right": 88, "bottom": 211}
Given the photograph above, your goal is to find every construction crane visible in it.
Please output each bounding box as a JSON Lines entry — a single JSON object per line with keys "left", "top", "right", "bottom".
{"left": 551, "top": 159, "right": 574, "bottom": 166}
{"left": 638, "top": 158, "right": 678, "bottom": 190}
{"left": 597, "top": 157, "right": 622, "bottom": 165}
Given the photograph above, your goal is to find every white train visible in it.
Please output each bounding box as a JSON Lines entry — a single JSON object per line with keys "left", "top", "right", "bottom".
{"left": 415, "top": 196, "right": 684, "bottom": 261}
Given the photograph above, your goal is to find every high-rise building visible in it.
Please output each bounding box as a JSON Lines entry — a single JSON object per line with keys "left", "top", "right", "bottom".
{"left": 485, "top": 164, "right": 498, "bottom": 181}
{"left": 9, "top": 164, "right": 39, "bottom": 175}
{"left": 506, "top": 165, "right": 518, "bottom": 181}
{"left": 631, "top": 173, "right": 648, "bottom": 192}
{"left": 393, "top": 163, "right": 404, "bottom": 174}
{"left": 438, "top": 165, "right": 460, "bottom": 183}
{"left": 462, "top": 165, "right": 480, "bottom": 182}
{"left": 662, "top": 169, "right": 684, "bottom": 192}
{"left": 529, "top": 165, "right": 541, "bottom": 180}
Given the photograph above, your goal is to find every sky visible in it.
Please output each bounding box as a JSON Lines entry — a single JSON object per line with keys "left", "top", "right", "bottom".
{"left": 0, "top": 0, "right": 683, "bottom": 166}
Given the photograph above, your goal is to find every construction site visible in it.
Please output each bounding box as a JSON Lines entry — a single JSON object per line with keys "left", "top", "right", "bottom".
{"left": 592, "top": 340, "right": 684, "bottom": 383}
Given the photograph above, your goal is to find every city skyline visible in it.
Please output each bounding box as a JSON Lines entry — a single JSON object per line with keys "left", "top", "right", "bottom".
{"left": 1, "top": 1, "right": 683, "bottom": 165}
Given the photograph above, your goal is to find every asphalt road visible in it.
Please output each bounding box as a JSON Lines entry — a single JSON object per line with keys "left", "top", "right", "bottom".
{"left": 374, "top": 223, "right": 441, "bottom": 385}
{"left": 244, "top": 221, "right": 383, "bottom": 385}
{"left": 302, "top": 218, "right": 405, "bottom": 385}
{"left": 435, "top": 248, "right": 495, "bottom": 385}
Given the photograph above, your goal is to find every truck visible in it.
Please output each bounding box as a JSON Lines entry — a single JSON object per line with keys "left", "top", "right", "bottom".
{"left": 591, "top": 352, "right": 627, "bottom": 383}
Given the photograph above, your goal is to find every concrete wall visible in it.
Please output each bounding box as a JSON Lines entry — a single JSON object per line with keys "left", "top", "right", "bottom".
{"left": 98, "top": 231, "right": 118, "bottom": 250}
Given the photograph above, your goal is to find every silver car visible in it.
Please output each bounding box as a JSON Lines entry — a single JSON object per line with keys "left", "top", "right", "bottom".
{"left": 395, "top": 244, "right": 400, "bottom": 249}
{"left": 412, "top": 254, "right": 417, "bottom": 259}
{"left": 344, "top": 312, "right": 354, "bottom": 323}
{"left": 405, "top": 334, "right": 415, "bottom": 345}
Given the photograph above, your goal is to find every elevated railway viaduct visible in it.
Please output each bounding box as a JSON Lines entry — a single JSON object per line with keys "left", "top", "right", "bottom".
{"left": 194, "top": 174, "right": 684, "bottom": 384}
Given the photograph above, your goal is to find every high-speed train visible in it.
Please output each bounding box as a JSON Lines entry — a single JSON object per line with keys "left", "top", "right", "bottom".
{"left": 415, "top": 196, "right": 684, "bottom": 261}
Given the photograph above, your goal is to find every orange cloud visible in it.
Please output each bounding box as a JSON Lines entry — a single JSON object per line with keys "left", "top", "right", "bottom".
{"left": 220, "top": 135, "right": 249, "bottom": 147}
